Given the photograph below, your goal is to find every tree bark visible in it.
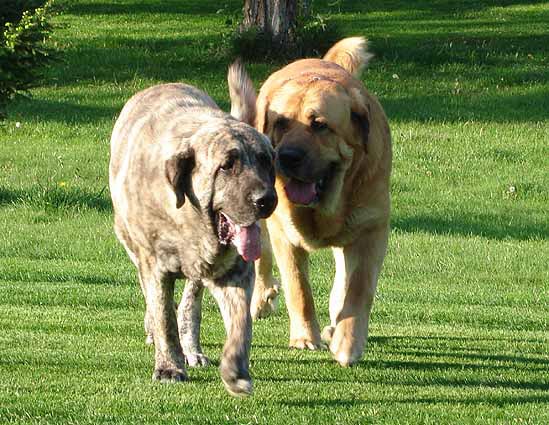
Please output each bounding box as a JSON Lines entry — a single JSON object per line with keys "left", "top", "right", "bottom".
{"left": 242, "top": 0, "right": 298, "bottom": 50}
{"left": 300, "top": 0, "right": 311, "bottom": 19}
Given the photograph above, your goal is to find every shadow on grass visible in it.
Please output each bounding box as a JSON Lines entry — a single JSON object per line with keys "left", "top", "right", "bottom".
{"left": 11, "top": 97, "right": 120, "bottom": 125}
{"left": 258, "top": 356, "right": 548, "bottom": 387}
{"left": 382, "top": 89, "right": 549, "bottom": 124}
{"left": 398, "top": 348, "right": 549, "bottom": 367}
{"left": 21, "top": 0, "right": 548, "bottom": 125}
{"left": 280, "top": 393, "right": 549, "bottom": 408}
{"left": 18, "top": 34, "right": 234, "bottom": 123}
{"left": 254, "top": 333, "right": 548, "bottom": 394}
{"left": 0, "top": 187, "right": 112, "bottom": 212}
{"left": 66, "top": 0, "right": 230, "bottom": 16}
{"left": 2, "top": 270, "right": 125, "bottom": 286}
{"left": 392, "top": 213, "right": 548, "bottom": 241}
{"left": 371, "top": 335, "right": 549, "bottom": 351}
{"left": 339, "top": 0, "right": 539, "bottom": 15}
{"left": 261, "top": 359, "right": 548, "bottom": 391}
{"left": 67, "top": 0, "right": 542, "bottom": 19}
{"left": 266, "top": 374, "right": 549, "bottom": 393}
{"left": 368, "top": 30, "right": 549, "bottom": 67}
{"left": 45, "top": 33, "right": 235, "bottom": 89}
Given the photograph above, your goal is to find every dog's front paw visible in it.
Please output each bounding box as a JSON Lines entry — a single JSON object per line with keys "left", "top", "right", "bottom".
{"left": 251, "top": 280, "right": 280, "bottom": 320}
{"left": 152, "top": 367, "right": 187, "bottom": 383}
{"left": 330, "top": 344, "right": 362, "bottom": 367}
{"left": 220, "top": 364, "right": 253, "bottom": 397}
{"left": 185, "top": 352, "right": 211, "bottom": 368}
{"left": 289, "top": 337, "right": 327, "bottom": 351}
{"left": 329, "top": 322, "right": 364, "bottom": 367}
{"left": 222, "top": 376, "right": 253, "bottom": 397}
{"left": 321, "top": 325, "right": 335, "bottom": 344}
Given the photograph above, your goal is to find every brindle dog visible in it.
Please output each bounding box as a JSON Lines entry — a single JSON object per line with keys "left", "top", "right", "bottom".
{"left": 109, "top": 62, "right": 276, "bottom": 396}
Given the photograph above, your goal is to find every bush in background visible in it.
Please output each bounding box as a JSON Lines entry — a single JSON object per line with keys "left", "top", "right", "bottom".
{"left": 222, "top": 1, "right": 342, "bottom": 62}
{"left": 0, "top": 0, "right": 57, "bottom": 119}
{"left": 228, "top": 14, "right": 341, "bottom": 61}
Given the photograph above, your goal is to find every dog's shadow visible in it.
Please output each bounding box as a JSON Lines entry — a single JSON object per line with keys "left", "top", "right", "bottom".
{"left": 248, "top": 334, "right": 548, "bottom": 407}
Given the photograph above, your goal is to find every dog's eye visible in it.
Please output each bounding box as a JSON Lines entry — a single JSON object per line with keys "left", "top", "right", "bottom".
{"left": 272, "top": 117, "right": 290, "bottom": 147}
{"left": 311, "top": 118, "right": 328, "bottom": 131}
{"left": 274, "top": 117, "right": 289, "bottom": 130}
{"left": 221, "top": 154, "right": 237, "bottom": 171}
{"left": 257, "top": 152, "right": 273, "bottom": 169}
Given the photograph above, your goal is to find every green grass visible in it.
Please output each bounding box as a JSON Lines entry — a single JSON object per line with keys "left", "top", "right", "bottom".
{"left": 1, "top": 0, "right": 548, "bottom": 423}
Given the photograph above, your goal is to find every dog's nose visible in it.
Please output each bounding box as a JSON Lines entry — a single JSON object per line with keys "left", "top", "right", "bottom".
{"left": 252, "top": 189, "right": 278, "bottom": 218}
{"left": 278, "top": 146, "right": 306, "bottom": 170}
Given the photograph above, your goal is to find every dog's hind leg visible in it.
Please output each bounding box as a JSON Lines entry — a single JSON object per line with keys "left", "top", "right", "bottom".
{"left": 178, "top": 280, "right": 211, "bottom": 367}
{"left": 138, "top": 272, "right": 155, "bottom": 345}
{"left": 206, "top": 268, "right": 254, "bottom": 396}
{"left": 114, "top": 214, "right": 155, "bottom": 345}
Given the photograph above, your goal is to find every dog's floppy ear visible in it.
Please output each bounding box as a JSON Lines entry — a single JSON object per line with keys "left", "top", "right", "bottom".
{"left": 350, "top": 88, "right": 371, "bottom": 152}
{"left": 228, "top": 59, "right": 257, "bottom": 126}
{"left": 165, "top": 149, "right": 195, "bottom": 209}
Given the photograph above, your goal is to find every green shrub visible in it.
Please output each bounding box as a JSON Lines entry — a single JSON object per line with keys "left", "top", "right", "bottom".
{"left": 0, "top": 0, "right": 57, "bottom": 119}
{"left": 295, "top": 12, "right": 342, "bottom": 58}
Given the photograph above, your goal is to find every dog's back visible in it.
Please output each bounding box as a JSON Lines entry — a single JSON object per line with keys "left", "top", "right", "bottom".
{"left": 110, "top": 84, "right": 221, "bottom": 183}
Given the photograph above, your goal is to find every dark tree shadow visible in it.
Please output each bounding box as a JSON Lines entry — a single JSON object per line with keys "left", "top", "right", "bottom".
{"left": 13, "top": 1, "right": 548, "bottom": 126}
{"left": 66, "top": 0, "right": 230, "bottom": 16}
{"left": 338, "top": 0, "right": 541, "bottom": 15}
{"left": 10, "top": 97, "right": 120, "bottom": 125}
{"left": 52, "top": 34, "right": 230, "bottom": 86}
{"left": 391, "top": 213, "right": 548, "bottom": 241}
{"left": 14, "top": 33, "right": 234, "bottom": 123}
{"left": 382, "top": 89, "right": 549, "bottom": 124}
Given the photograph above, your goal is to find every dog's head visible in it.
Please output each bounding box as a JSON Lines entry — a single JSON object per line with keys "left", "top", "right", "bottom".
{"left": 164, "top": 63, "right": 277, "bottom": 262}
{"left": 257, "top": 59, "right": 371, "bottom": 214}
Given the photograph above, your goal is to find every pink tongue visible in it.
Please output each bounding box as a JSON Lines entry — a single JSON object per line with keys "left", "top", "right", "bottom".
{"left": 284, "top": 180, "right": 317, "bottom": 205}
{"left": 233, "top": 223, "right": 261, "bottom": 262}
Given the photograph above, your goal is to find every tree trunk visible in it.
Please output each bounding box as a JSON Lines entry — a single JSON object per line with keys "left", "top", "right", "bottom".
{"left": 301, "top": 0, "right": 311, "bottom": 19}
{"left": 242, "top": 0, "right": 298, "bottom": 51}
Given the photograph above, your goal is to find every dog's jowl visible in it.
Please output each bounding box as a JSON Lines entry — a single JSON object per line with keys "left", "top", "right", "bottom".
{"left": 109, "top": 62, "right": 276, "bottom": 396}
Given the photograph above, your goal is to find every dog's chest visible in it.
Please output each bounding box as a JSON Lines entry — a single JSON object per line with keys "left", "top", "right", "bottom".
{"left": 279, "top": 207, "right": 346, "bottom": 250}
{"left": 156, "top": 235, "right": 239, "bottom": 282}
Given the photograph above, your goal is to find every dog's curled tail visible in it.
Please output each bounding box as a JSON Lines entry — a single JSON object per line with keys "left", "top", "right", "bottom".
{"left": 323, "top": 36, "right": 373, "bottom": 78}
{"left": 228, "top": 60, "right": 257, "bottom": 126}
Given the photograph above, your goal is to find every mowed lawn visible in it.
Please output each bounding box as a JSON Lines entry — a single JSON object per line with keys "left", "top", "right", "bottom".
{"left": 1, "top": 0, "right": 548, "bottom": 423}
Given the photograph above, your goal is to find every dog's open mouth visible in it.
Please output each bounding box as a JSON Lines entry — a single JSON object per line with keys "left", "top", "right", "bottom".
{"left": 283, "top": 167, "right": 333, "bottom": 207}
{"left": 217, "top": 212, "right": 261, "bottom": 262}
{"left": 284, "top": 179, "right": 319, "bottom": 206}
